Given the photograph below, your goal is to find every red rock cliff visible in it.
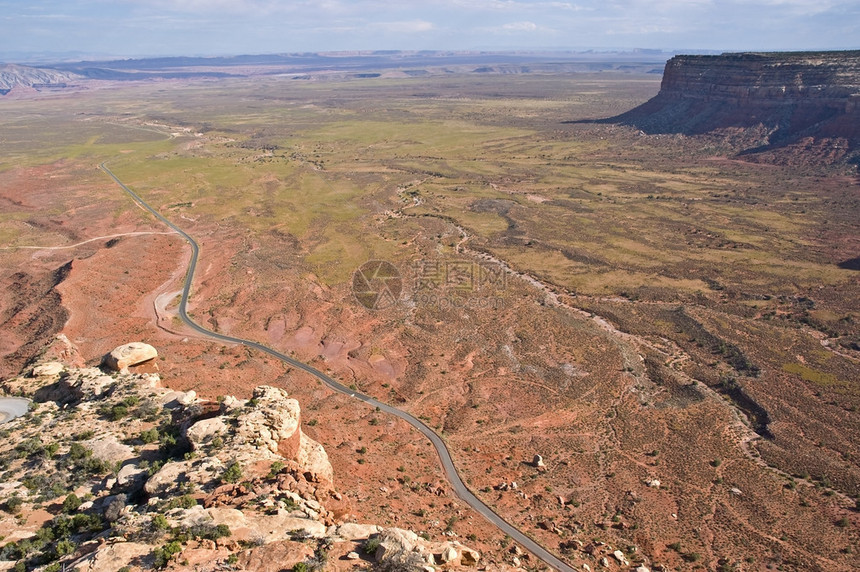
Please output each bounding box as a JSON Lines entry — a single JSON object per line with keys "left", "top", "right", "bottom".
{"left": 607, "top": 51, "right": 860, "bottom": 163}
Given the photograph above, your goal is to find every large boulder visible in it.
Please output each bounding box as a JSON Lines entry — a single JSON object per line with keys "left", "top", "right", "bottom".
{"left": 69, "top": 541, "right": 152, "bottom": 572}
{"left": 237, "top": 540, "right": 314, "bottom": 572}
{"left": 83, "top": 436, "right": 133, "bottom": 466}
{"left": 103, "top": 342, "right": 158, "bottom": 372}
{"left": 459, "top": 545, "right": 480, "bottom": 566}
{"left": 329, "top": 522, "right": 381, "bottom": 541}
{"left": 31, "top": 362, "right": 64, "bottom": 377}
{"left": 373, "top": 528, "right": 422, "bottom": 563}
{"left": 186, "top": 417, "right": 229, "bottom": 449}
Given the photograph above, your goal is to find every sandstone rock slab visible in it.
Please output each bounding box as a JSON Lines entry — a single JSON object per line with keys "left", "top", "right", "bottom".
{"left": 103, "top": 342, "right": 157, "bottom": 371}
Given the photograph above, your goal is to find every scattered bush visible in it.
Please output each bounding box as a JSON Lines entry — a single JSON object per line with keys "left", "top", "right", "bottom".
{"left": 4, "top": 495, "right": 23, "bottom": 514}
{"left": 104, "top": 497, "right": 125, "bottom": 523}
{"left": 683, "top": 552, "right": 702, "bottom": 563}
{"left": 68, "top": 442, "right": 90, "bottom": 461}
{"left": 189, "top": 523, "right": 231, "bottom": 541}
{"left": 153, "top": 541, "right": 182, "bottom": 569}
{"left": 61, "top": 493, "right": 81, "bottom": 514}
{"left": 15, "top": 438, "right": 44, "bottom": 459}
{"left": 106, "top": 404, "right": 129, "bottom": 421}
{"left": 140, "top": 428, "right": 159, "bottom": 444}
{"left": 163, "top": 495, "right": 197, "bottom": 510}
{"left": 54, "top": 538, "right": 76, "bottom": 557}
{"left": 363, "top": 536, "right": 381, "bottom": 555}
{"left": 44, "top": 443, "right": 60, "bottom": 458}
{"left": 221, "top": 461, "right": 242, "bottom": 484}
{"left": 268, "top": 461, "right": 285, "bottom": 479}
{"left": 151, "top": 514, "right": 170, "bottom": 531}
{"left": 444, "top": 515, "right": 459, "bottom": 532}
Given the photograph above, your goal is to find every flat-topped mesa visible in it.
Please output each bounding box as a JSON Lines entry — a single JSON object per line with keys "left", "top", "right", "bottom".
{"left": 606, "top": 50, "right": 860, "bottom": 161}
{"left": 660, "top": 52, "right": 860, "bottom": 109}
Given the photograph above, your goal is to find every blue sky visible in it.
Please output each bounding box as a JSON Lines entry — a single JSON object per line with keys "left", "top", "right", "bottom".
{"left": 1, "top": 0, "right": 858, "bottom": 60}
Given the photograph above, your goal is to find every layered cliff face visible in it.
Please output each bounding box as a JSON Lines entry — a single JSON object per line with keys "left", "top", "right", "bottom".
{"left": 0, "top": 64, "right": 81, "bottom": 94}
{"left": 609, "top": 51, "right": 860, "bottom": 163}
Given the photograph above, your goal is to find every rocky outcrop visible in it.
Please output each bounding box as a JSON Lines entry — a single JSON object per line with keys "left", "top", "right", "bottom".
{"left": 235, "top": 386, "right": 302, "bottom": 458}
{"left": 0, "top": 337, "right": 479, "bottom": 572}
{"left": 371, "top": 528, "right": 481, "bottom": 568}
{"left": 604, "top": 50, "right": 860, "bottom": 163}
{"left": 103, "top": 342, "right": 158, "bottom": 371}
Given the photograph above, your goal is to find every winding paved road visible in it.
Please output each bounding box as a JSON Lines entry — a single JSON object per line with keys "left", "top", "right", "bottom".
{"left": 100, "top": 163, "right": 575, "bottom": 572}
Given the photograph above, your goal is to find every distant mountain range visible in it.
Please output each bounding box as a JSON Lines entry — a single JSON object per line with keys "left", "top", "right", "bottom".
{"left": 0, "top": 50, "right": 673, "bottom": 94}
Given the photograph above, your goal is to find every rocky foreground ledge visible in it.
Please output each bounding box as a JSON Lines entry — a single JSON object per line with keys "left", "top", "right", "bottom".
{"left": 0, "top": 336, "right": 479, "bottom": 572}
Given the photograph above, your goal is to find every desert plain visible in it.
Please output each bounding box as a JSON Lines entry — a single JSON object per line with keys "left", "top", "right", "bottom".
{"left": 0, "top": 65, "right": 858, "bottom": 571}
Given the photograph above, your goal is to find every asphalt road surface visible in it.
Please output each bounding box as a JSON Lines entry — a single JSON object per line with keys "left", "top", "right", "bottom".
{"left": 101, "top": 163, "right": 575, "bottom": 572}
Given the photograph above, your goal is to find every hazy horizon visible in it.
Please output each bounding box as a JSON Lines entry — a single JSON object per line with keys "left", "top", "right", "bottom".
{"left": 1, "top": 0, "right": 858, "bottom": 63}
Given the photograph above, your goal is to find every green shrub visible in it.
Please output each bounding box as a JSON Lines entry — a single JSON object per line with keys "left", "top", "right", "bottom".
{"left": 363, "top": 537, "right": 381, "bottom": 555}
{"left": 151, "top": 514, "right": 170, "bottom": 531}
{"left": 153, "top": 541, "right": 182, "bottom": 569}
{"left": 70, "top": 513, "right": 103, "bottom": 533}
{"left": 68, "top": 442, "right": 90, "bottom": 461}
{"left": 268, "top": 461, "right": 285, "bottom": 479}
{"left": 5, "top": 495, "right": 23, "bottom": 514}
{"left": 164, "top": 495, "right": 197, "bottom": 510}
{"left": 445, "top": 515, "right": 459, "bottom": 531}
{"left": 188, "top": 523, "right": 231, "bottom": 541}
{"left": 15, "top": 438, "right": 43, "bottom": 458}
{"left": 54, "top": 538, "right": 76, "bottom": 557}
{"left": 106, "top": 404, "right": 129, "bottom": 421}
{"left": 221, "top": 461, "right": 242, "bottom": 484}
{"left": 44, "top": 443, "right": 60, "bottom": 458}
{"left": 61, "top": 493, "right": 81, "bottom": 514}
{"left": 683, "top": 552, "right": 702, "bottom": 563}
{"left": 140, "top": 428, "right": 160, "bottom": 444}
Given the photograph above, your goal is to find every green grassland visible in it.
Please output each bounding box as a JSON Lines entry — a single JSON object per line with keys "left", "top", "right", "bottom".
{"left": 1, "top": 73, "right": 856, "bottom": 300}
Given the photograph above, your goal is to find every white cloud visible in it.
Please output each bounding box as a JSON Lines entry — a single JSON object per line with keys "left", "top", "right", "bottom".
{"left": 502, "top": 20, "right": 539, "bottom": 31}
{"left": 372, "top": 19, "right": 435, "bottom": 33}
{"left": 478, "top": 20, "right": 555, "bottom": 35}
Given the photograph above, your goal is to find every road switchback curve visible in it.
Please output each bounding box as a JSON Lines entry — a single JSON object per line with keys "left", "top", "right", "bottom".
{"left": 100, "top": 163, "right": 575, "bottom": 572}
